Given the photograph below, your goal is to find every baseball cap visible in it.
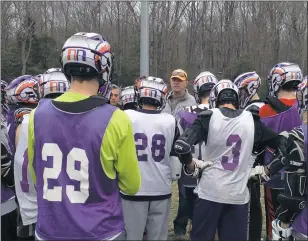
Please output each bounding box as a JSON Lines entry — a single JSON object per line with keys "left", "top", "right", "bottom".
{"left": 170, "top": 69, "right": 187, "bottom": 81}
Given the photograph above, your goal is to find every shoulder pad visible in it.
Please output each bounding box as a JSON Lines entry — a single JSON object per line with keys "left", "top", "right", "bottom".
{"left": 245, "top": 105, "right": 260, "bottom": 119}
{"left": 184, "top": 106, "right": 193, "bottom": 112}
{"left": 289, "top": 126, "right": 304, "bottom": 143}
{"left": 260, "top": 99, "right": 268, "bottom": 104}
{"left": 266, "top": 96, "right": 289, "bottom": 113}
{"left": 184, "top": 105, "right": 207, "bottom": 114}
{"left": 198, "top": 109, "right": 213, "bottom": 117}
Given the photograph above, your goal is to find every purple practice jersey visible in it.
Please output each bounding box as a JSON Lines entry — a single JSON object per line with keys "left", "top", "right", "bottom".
{"left": 261, "top": 103, "right": 301, "bottom": 188}
{"left": 291, "top": 124, "right": 308, "bottom": 238}
{"left": 33, "top": 99, "right": 124, "bottom": 240}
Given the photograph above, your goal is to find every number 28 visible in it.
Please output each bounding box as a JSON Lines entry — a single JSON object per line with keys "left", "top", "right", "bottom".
{"left": 134, "top": 133, "right": 166, "bottom": 162}
{"left": 42, "top": 143, "right": 89, "bottom": 204}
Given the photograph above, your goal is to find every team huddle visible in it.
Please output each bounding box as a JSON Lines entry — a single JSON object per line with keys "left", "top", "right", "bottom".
{"left": 1, "top": 32, "right": 307, "bottom": 241}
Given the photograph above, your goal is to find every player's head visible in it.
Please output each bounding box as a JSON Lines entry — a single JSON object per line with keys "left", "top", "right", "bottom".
{"left": 5, "top": 75, "right": 39, "bottom": 107}
{"left": 209, "top": 79, "right": 239, "bottom": 109}
{"left": 134, "top": 76, "right": 146, "bottom": 94}
{"left": 39, "top": 69, "right": 70, "bottom": 99}
{"left": 1, "top": 80, "right": 9, "bottom": 117}
{"left": 193, "top": 71, "right": 218, "bottom": 104}
{"left": 267, "top": 62, "right": 303, "bottom": 97}
{"left": 137, "top": 76, "right": 168, "bottom": 110}
{"left": 135, "top": 76, "right": 146, "bottom": 88}
{"left": 297, "top": 76, "right": 308, "bottom": 124}
{"left": 14, "top": 107, "right": 33, "bottom": 126}
{"left": 109, "top": 84, "right": 121, "bottom": 106}
{"left": 60, "top": 32, "right": 113, "bottom": 96}
{"left": 234, "top": 71, "right": 261, "bottom": 109}
{"left": 120, "top": 86, "right": 138, "bottom": 110}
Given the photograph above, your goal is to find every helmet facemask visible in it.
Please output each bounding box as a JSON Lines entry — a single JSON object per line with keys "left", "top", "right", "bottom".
{"left": 239, "top": 88, "right": 250, "bottom": 109}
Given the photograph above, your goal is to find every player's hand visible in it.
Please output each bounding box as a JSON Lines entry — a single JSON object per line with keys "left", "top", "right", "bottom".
{"left": 193, "top": 158, "right": 213, "bottom": 170}
{"left": 250, "top": 165, "right": 270, "bottom": 182}
{"left": 184, "top": 158, "right": 213, "bottom": 178}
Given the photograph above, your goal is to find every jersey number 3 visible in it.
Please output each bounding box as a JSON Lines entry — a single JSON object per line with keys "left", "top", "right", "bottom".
{"left": 42, "top": 143, "right": 89, "bottom": 203}
{"left": 134, "top": 133, "right": 166, "bottom": 162}
{"left": 221, "top": 134, "right": 242, "bottom": 171}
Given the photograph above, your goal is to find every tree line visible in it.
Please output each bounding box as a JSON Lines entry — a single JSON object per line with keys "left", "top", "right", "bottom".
{"left": 1, "top": 1, "right": 307, "bottom": 97}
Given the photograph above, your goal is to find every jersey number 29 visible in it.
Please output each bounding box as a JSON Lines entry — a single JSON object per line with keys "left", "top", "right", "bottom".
{"left": 42, "top": 143, "right": 89, "bottom": 204}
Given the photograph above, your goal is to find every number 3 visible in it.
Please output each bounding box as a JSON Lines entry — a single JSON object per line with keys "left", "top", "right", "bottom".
{"left": 221, "top": 134, "right": 242, "bottom": 171}
{"left": 42, "top": 143, "right": 89, "bottom": 203}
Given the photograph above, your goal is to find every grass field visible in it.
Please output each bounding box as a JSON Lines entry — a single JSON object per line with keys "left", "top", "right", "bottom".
{"left": 167, "top": 182, "right": 267, "bottom": 240}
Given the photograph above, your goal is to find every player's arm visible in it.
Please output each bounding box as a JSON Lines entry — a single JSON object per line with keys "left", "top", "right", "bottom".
{"left": 170, "top": 120, "right": 180, "bottom": 157}
{"left": 251, "top": 116, "right": 291, "bottom": 178}
{"left": 100, "top": 110, "right": 141, "bottom": 195}
{"left": 15, "top": 124, "right": 22, "bottom": 148}
{"left": 267, "top": 128, "right": 304, "bottom": 176}
{"left": 174, "top": 110, "right": 212, "bottom": 168}
{"left": 15, "top": 109, "right": 30, "bottom": 148}
{"left": 170, "top": 119, "right": 182, "bottom": 181}
{"left": 1, "top": 143, "right": 14, "bottom": 187}
{"left": 28, "top": 109, "right": 36, "bottom": 185}
{"left": 1, "top": 121, "right": 14, "bottom": 187}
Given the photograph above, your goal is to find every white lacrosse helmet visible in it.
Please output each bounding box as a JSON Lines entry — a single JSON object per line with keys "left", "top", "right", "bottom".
{"left": 60, "top": 32, "right": 113, "bottom": 93}
{"left": 39, "top": 70, "right": 70, "bottom": 98}
{"left": 209, "top": 79, "right": 239, "bottom": 109}
{"left": 297, "top": 76, "right": 308, "bottom": 111}
{"left": 44, "top": 68, "right": 63, "bottom": 74}
{"left": 120, "top": 86, "right": 137, "bottom": 108}
{"left": 234, "top": 71, "right": 261, "bottom": 109}
{"left": 267, "top": 62, "right": 303, "bottom": 96}
{"left": 193, "top": 71, "right": 218, "bottom": 103}
{"left": 138, "top": 76, "right": 168, "bottom": 108}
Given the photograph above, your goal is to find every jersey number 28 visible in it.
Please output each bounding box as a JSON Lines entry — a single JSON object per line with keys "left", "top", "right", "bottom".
{"left": 42, "top": 143, "right": 89, "bottom": 204}
{"left": 134, "top": 133, "right": 166, "bottom": 162}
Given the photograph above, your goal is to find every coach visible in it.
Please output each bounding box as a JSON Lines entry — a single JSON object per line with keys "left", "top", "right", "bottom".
{"left": 163, "top": 69, "right": 196, "bottom": 120}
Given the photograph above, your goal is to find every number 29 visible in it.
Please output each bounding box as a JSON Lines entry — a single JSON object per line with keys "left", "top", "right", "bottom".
{"left": 42, "top": 143, "right": 89, "bottom": 204}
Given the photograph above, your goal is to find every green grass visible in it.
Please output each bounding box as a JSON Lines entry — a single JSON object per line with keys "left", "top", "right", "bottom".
{"left": 168, "top": 183, "right": 267, "bottom": 240}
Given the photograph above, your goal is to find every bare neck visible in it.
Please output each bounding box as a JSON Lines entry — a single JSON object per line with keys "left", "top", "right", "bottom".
{"left": 219, "top": 103, "right": 236, "bottom": 110}
{"left": 142, "top": 105, "right": 158, "bottom": 110}
{"left": 69, "top": 79, "right": 99, "bottom": 97}
{"left": 200, "top": 97, "right": 209, "bottom": 105}
{"left": 277, "top": 90, "right": 296, "bottom": 99}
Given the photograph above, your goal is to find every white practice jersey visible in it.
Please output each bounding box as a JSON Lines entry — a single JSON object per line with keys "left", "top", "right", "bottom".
{"left": 124, "top": 109, "right": 176, "bottom": 196}
{"left": 195, "top": 108, "right": 255, "bottom": 205}
{"left": 14, "top": 114, "right": 37, "bottom": 225}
